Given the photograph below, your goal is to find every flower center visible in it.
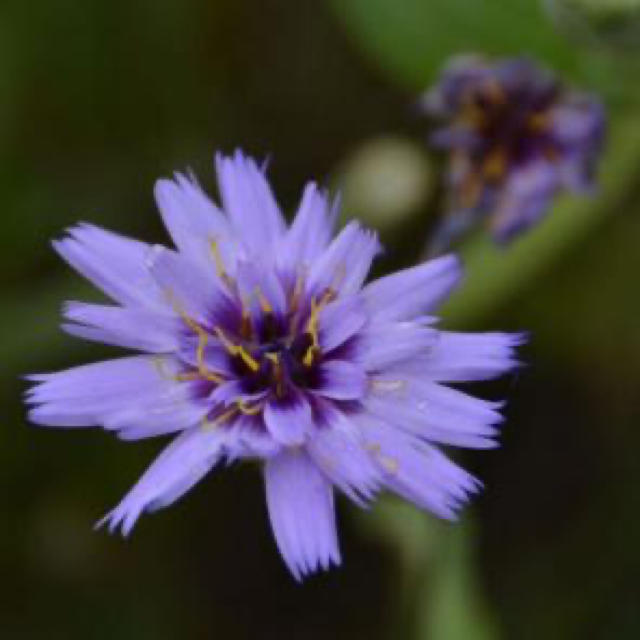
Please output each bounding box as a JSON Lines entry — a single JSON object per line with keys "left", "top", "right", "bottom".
{"left": 457, "top": 76, "right": 560, "bottom": 187}
{"left": 167, "top": 267, "right": 339, "bottom": 428}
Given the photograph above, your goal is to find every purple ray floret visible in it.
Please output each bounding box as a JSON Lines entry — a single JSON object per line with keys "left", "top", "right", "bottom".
{"left": 25, "top": 150, "right": 525, "bottom": 580}
{"left": 422, "top": 55, "right": 605, "bottom": 244}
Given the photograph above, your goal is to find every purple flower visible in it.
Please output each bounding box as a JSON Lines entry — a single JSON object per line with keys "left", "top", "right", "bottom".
{"left": 26, "top": 151, "right": 524, "bottom": 580}
{"left": 423, "top": 55, "right": 605, "bottom": 245}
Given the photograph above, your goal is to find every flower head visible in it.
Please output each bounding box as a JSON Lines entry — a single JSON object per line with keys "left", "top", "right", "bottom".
{"left": 26, "top": 151, "right": 524, "bottom": 580}
{"left": 423, "top": 55, "right": 605, "bottom": 244}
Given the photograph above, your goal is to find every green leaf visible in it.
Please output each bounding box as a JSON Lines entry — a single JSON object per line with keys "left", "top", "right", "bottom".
{"left": 330, "top": 0, "right": 583, "bottom": 89}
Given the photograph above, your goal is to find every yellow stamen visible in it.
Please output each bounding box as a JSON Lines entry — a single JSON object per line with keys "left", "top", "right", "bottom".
{"left": 209, "top": 238, "right": 234, "bottom": 288}
{"left": 152, "top": 354, "right": 220, "bottom": 384}
{"left": 164, "top": 290, "right": 224, "bottom": 384}
{"left": 303, "top": 297, "right": 321, "bottom": 367}
{"left": 213, "top": 326, "right": 260, "bottom": 372}
{"left": 265, "top": 352, "right": 285, "bottom": 397}
{"left": 301, "top": 288, "right": 336, "bottom": 367}
{"left": 254, "top": 287, "right": 273, "bottom": 314}
{"left": 194, "top": 330, "right": 224, "bottom": 383}
{"left": 201, "top": 406, "right": 238, "bottom": 431}
{"left": 240, "top": 305, "right": 253, "bottom": 340}
{"left": 236, "top": 399, "right": 263, "bottom": 415}
{"left": 165, "top": 289, "right": 200, "bottom": 333}
{"left": 174, "top": 372, "right": 202, "bottom": 382}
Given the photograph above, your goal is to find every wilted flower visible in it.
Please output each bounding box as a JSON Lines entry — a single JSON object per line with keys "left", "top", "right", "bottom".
{"left": 26, "top": 151, "right": 524, "bottom": 580}
{"left": 422, "top": 55, "right": 605, "bottom": 245}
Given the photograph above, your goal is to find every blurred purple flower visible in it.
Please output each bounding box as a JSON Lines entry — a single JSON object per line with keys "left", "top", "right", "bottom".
{"left": 422, "top": 55, "right": 605, "bottom": 245}
{"left": 26, "top": 150, "right": 524, "bottom": 580}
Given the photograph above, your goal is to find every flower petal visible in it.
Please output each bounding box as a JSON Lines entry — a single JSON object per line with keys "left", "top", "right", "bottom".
{"left": 263, "top": 391, "right": 314, "bottom": 446}
{"left": 26, "top": 355, "right": 206, "bottom": 439}
{"left": 154, "top": 173, "right": 236, "bottom": 274}
{"left": 357, "top": 415, "right": 480, "bottom": 519}
{"left": 366, "top": 379, "right": 504, "bottom": 449}
{"left": 235, "top": 258, "right": 288, "bottom": 322}
{"left": 360, "top": 254, "right": 462, "bottom": 321}
{"left": 314, "top": 360, "right": 367, "bottom": 401}
{"left": 98, "top": 425, "right": 229, "bottom": 535}
{"left": 306, "top": 403, "right": 381, "bottom": 505}
{"left": 215, "top": 151, "right": 286, "bottom": 255}
{"left": 318, "top": 296, "right": 367, "bottom": 353}
{"left": 419, "top": 331, "right": 526, "bottom": 381}
{"left": 307, "top": 221, "right": 381, "bottom": 297}
{"left": 490, "top": 161, "right": 559, "bottom": 243}
{"left": 357, "top": 321, "right": 438, "bottom": 371}
{"left": 146, "top": 245, "right": 237, "bottom": 328}
{"left": 62, "top": 302, "right": 180, "bottom": 353}
{"left": 278, "top": 182, "right": 337, "bottom": 271}
{"left": 53, "top": 224, "right": 166, "bottom": 311}
{"left": 264, "top": 449, "right": 340, "bottom": 580}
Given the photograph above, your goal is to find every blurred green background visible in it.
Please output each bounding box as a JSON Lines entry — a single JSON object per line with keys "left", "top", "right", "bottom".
{"left": 2, "top": 0, "right": 640, "bottom": 638}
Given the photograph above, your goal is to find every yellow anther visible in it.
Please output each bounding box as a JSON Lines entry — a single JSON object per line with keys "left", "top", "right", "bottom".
{"left": 302, "top": 298, "right": 321, "bottom": 367}
{"left": 302, "top": 347, "right": 317, "bottom": 368}
{"left": 265, "top": 352, "right": 285, "bottom": 397}
{"left": 196, "top": 329, "right": 208, "bottom": 365}
{"left": 152, "top": 355, "right": 222, "bottom": 385}
{"left": 174, "top": 372, "right": 202, "bottom": 382}
{"left": 194, "top": 330, "right": 224, "bottom": 383}
{"left": 264, "top": 352, "right": 279, "bottom": 365}
{"left": 163, "top": 290, "right": 225, "bottom": 384}
{"left": 165, "top": 289, "right": 201, "bottom": 333}
{"left": 236, "top": 400, "right": 263, "bottom": 416}
{"left": 254, "top": 287, "right": 273, "bottom": 314}
{"left": 209, "top": 238, "right": 234, "bottom": 288}
{"left": 240, "top": 305, "right": 253, "bottom": 340}
{"left": 306, "top": 298, "right": 321, "bottom": 346}
{"left": 213, "top": 326, "right": 260, "bottom": 372}
{"left": 302, "top": 290, "right": 335, "bottom": 367}
{"left": 201, "top": 406, "right": 238, "bottom": 431}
